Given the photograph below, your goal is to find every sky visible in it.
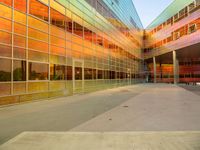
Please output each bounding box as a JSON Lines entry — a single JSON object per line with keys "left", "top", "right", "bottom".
{"left": 132, "top": 0, "right": 174, "bottom": 28}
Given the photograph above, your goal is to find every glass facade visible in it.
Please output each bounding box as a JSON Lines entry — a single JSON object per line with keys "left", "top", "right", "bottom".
{"left": 0, "top": 0, "right": 143, "bottom": 105}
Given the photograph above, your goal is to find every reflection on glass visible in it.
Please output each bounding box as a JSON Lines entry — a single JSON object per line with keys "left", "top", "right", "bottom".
{"left": 50, "top": 8, "right": 65, "bottom": 30}
{"left": 29, "top": 62, "right": 48, "bottom": 80}
{"left": 50, "top": 64, "right": 65, "bottom": 80}
{"left": 0, "top": 58, "right": 11, "bottom": 81}
{"left": 29, "top": 0, "right": 49, "bottom": 22}
{"left": 73, "top": 22, "right": 83, "bottom": 37}
{"left": 13, "top": 60, "right": 26, "bottom": 81}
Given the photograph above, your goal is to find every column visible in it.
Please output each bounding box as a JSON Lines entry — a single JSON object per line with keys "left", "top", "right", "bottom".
{"left": 153, "top": 57, "right": 157, "bottom": 83}
{"left": 173, "top": 51, "right": 179, "bottom": 84}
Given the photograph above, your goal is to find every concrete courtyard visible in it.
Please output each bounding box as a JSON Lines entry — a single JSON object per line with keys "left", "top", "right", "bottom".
{"left": 0, "top": 84, "right": 200, "bottom": 149}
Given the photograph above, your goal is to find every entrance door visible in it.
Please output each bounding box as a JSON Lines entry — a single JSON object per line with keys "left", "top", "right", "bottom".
{"left": 73, "top": 59, "right": 84, "bottom": 94}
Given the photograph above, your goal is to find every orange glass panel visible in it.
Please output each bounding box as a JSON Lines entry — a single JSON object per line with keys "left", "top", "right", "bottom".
{"left": 0, "top": 17, "right": 11, "bottom": 32}
{"left": 14, "top": 22, "right": 26, "bottom": 35}
{"left": 13, "top": 34, "right": 26, "bottom": 47}
{"left": 28, "top": 38, "right": 48, "bottom": 52}
{"left": 0, "top": 31, "right": 11, "bottom": 44}
{"left": 0, "top": 0, "right": 12, "bottom": 7}
{"left": 0, "top": 4, "right": 12, "bottom": 19}
{"left": 50, "top": 25, "right": 65, "bottom": 38}
{"left": 29, "top": 0, "right": 49, "bottom": 22}
{"left": 50, "top": 45, "right": 65, "bottom": 56}
{"left": 50, "top": 35, "right": 65, "bottom": 47}
{"left": 28, "top": 16, "right": 48, "bottom": 33}
{"left": 14, "top": 0, "right": 26, "bottom": 13}
{"left": 28, "top": 27, "right": 48, "bottom": 42}
{"left": 0, "top": 44, "right": 12, "bottom": 57}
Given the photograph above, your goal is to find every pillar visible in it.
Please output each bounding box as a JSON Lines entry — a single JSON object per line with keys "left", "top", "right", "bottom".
{"left": 153, "top": 57, "right": 157, "bottom": 83}
{"left": 173, "top": 51, "right": 179, "bottom": 84}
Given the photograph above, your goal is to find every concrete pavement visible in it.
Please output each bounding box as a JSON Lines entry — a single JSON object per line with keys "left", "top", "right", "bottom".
{"left": 0, "top": 85, "right": 143, "bottom": 144}
{"left": 72, "top": 84, "right": 200, "bottom": 131}
{"left": 0, "top": 84, "right": 200, "bottom": 149}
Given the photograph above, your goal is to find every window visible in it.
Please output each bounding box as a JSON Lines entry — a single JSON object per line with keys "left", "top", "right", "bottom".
{"left": 29, "top": 0, "right": 49, "bottom": 22}
{"left": 189, "top": 2, "right": 195, "bottom": 12}
{"left": 73, "top": 22, "right": 83, "bottom": 37}
{"left": 174, "top": 31, "right": 180, "bottom": 40}
{"left": 174, "top": 13, "right": 179, "bottom": 21}
{"left": 84, "top": 27, "right": 93, "bottom": 42}
{"left": 50, "top": 8, "right": 65, "bottom": 30}
{"left": 50, "top": 64, "right": 65, "bottom": 80}
{"left": 0, "top": 58, "right": 11, "bottom": 81}
{"left": 189, "top": 24, "right": 197, "bottom": 33}
{"left": 96, "top": 34, "right": 103, "bottom": 46}
{"left": 14, "top": 0, "right": 27, "bottom": 13}
{"left": 29, "top": 62, "right": 48, "bottom": 80}
{"left": 13, "top": 60, "right": 26, "bottom": 81}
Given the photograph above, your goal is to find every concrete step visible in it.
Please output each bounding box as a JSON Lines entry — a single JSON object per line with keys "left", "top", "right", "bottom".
{"left": 1, "top": 132, "right": 200, "bottom": 150}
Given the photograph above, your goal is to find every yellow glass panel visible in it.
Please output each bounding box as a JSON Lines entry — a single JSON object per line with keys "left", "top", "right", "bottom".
{"left": 0, "top": 4, "right": 12, "bottom": 19}
{"left": 14, "top": 10, "right": 26, "bottom": 24}
{"left": 28, "top": 82, "right": 48, "bottom": 92}
{"left": 13, "top": 83, "right": 26, "bottom": 94}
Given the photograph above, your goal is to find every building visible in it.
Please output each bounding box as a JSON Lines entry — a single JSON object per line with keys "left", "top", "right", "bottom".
{"left": 144, "top": 0, "right": 200, "bottom": 84}
{"left": 0, "top": 0, "right": 143, "bottom": 105}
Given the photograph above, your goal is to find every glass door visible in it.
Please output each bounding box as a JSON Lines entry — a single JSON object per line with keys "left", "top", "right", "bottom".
{"left": 73, "top": 59, "right": 84, "bottom": 94}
